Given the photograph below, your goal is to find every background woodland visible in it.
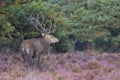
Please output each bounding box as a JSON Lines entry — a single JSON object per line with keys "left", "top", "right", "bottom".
{"left": 0, "top": 0, "right": 120, "bottom": 53}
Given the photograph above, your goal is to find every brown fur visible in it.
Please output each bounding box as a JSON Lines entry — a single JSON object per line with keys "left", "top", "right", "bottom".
{"left": 20, "top": 34, "right": 59, "bottom": 66}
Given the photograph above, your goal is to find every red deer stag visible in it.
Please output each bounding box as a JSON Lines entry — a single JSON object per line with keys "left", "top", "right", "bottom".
{"left": 20, "top": 14, "right": 59, "bottom": 67}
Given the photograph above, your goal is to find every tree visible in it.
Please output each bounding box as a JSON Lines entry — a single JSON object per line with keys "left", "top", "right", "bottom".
{"left": 69, "top": 0, "right": 120, "bottom": 52}
{"left": 0, "top": 0, "right": 120, "bottom": 52}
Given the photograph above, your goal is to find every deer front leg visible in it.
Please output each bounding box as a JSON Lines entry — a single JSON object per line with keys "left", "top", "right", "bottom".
{"left": 34, "top": 51, "right": 41, "bottom": 67}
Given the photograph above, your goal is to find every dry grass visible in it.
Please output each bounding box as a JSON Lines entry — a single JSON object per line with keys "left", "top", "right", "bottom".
{"left": 0, "top": 52, "right": 120, "bottom": 80}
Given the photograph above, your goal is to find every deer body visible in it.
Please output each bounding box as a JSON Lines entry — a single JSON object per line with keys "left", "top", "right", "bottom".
{"left": 20, "top": 34, "right": 59, "bottom": 66}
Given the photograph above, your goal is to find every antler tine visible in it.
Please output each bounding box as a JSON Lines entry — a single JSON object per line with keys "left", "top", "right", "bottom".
{"left": 27, "top": 14, "right": 47, "bottom": 33}
{"left": 35, "top": 14, "right": 47, "bottom": 33}
{"left": 27, "top": 14, "right": 57, "bottom": 34}
{"left": 46, "top": 20, "right": 56, "bottom": 34}
{"left": 51, "top": 24, "right": 56, "bottom": 33}
{"left": 27, "top": 15, "right": 44, "bottom": 33}
{"left": 32, "top": 14, "right": 45, "bottom": 31}
{"left": 41, "top": 14, "right": 47, "bottom": 32}
{"left": 48, "top": 20, "right": 52, "bottom": 34}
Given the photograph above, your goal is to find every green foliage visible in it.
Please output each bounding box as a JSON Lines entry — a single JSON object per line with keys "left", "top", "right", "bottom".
{"left": 68, "top": 0, "right": 120, "bottom": 52}
{"left": 1, "top": 22, "right": 15, "bottom": 38}
{"left": 0, "top": 0, "right": 120, "bottom": 52}
{"left": 53, "top": 28, "right": 70, "bottom": 53}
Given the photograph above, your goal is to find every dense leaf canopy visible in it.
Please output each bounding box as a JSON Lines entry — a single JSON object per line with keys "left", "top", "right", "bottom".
{"left": 0, "top": 0, "right": 120, "bottom": 52}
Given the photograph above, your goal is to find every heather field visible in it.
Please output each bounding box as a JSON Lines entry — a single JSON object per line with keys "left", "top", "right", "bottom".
{"left": 0, "top": 52, "right": 120, "bottom": 80}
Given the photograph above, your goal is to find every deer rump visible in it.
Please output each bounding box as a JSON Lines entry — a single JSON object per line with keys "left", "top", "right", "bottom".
{"left": 20, "top": 38, "right": 50, "bottom": 64}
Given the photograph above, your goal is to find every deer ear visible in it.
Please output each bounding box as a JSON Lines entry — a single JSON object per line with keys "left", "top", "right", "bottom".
{"left": 41, "top": 33, "right": 45, "bottom": 36}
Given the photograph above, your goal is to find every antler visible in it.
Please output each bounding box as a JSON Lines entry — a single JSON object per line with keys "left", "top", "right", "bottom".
{"left": 47, "top": 20, "right": 56, "bottom": 34}
{"left": 27, "top": 14, "right": 56, "bottom": 34}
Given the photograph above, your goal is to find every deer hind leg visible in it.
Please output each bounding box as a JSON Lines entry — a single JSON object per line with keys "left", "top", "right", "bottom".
{"left": 25, "top": 55, "right": 31, "bottom": 68}
{"left": 28, "top": 49, "right": 35, "bottom": 67}
{"left": 21, "top": 49, "right": 33, "bottom": 68}
{"left": 21, "top": 54, "right": 30, "bottom": 69}
{"left": 22, "top": 52, "right": 28, "bottom": 68}
{"left": 20, "top": 48, "right": 25, "bottom": 63}
{"left": 21, "top": 53, "right": 25, "bottom": 63}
